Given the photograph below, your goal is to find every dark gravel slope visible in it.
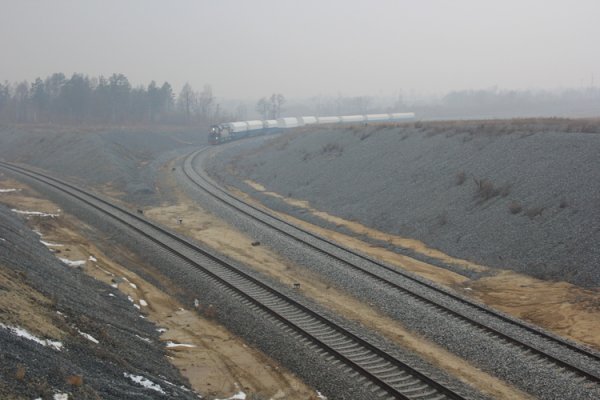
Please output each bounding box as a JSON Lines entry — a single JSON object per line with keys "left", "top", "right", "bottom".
{"left": 207, "top": 120, "right": 600, "bottom": 287}
{"left": 0, "top": 205, "right": 197, "bottom": 399}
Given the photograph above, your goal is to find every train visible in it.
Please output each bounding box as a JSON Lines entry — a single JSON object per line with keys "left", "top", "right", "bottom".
{"left": 208, "top": 112, "right": 415, "bottom": 145}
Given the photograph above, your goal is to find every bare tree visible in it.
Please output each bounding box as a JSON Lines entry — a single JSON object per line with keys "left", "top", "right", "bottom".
{"left": 177, "top": 82, "right": 196, "bottom": 123}
{"left": 256, "top": 97, "right": 269, "bottom": 119}
{"left": 269, "top": 93, "right": 285, "bottom": 119}
{"left": 198, "top": 84, "right": 215, "bottom": 122}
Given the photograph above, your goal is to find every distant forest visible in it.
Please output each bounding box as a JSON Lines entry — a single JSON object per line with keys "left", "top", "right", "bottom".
{"left": 0, "top": 73, "right": 220, "bottom": 125}
{"left": 1, "top": 72, "right": 599, "bottom": 125}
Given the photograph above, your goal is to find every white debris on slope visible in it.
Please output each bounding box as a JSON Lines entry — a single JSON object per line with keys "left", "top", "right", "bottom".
{"left": 40, "top": 240, "right": 64, "bottom": 247}
{"left": 59, "top": 258, "right": 86, "bottom": 267}
{"left": 135, "top": 334, "right": 152, "bottom": 343}
{"left": 11, "top": 209, "right": 59, "bottom": 218}
{"left": 316, "top": 390, "right": 328, "bottom": 399}
{"left": 0, "top": 188, "right": 20, "bottom": 192}
{"left": 165, "top": 341, "right": 196, "bottom": 348}
{"left": 0, "top": 323, "right": 63, "bottom": 351}
{"left": 88, "top": 255, "right": 97, "bottom": 262}
{"left": 124, "top": 372, "right": 166, "bottom": 394}
{"left": 77, "top": 329, "right": 99, "bottom": 344}
{"left": 53, "top": 393, "right": 68, "bottom": 400}
{"left": 139, "top": 299, "right": 148, "bottom": 307}
{"left": 215, "top": 391, "right": 246, "bottom": 400}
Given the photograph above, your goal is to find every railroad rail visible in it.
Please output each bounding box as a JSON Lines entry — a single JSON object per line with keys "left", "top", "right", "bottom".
{"left": 0, "top": 160, "right": 467, "bottom": 400}
{"left": 183, "top": 147, "right": 600, "bottom": 386}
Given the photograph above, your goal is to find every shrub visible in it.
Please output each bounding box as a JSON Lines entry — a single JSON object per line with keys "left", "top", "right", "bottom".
{"left": 320, "top": 142, "right": 344, "bottom": 156}
{"left": 359, "top": 130, "right": 373, "bottom": 140}
{"left": 525, "top": 206, "right": 545, "bottom": 218}
{"left": 559, "top": 198, "right": 569, "bottom": 208}
{"left": 455, "top": 171, "right": 466, "bottom": 185}
{"left": 473, "top": 178, "right": 510, "bottom": 201}
{"left": 67, "top": 375, "right": 84, "bottom": 386}
{"left": 508, "top": 201, "right": 522, "bottom": 214}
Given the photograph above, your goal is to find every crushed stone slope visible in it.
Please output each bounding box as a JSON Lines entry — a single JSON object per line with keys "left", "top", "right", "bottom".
{"left": 208, "top": 120, "right": 600, "bottom": 287}
{"left": 0, "top": 204, "right": 197, "bottom": 399}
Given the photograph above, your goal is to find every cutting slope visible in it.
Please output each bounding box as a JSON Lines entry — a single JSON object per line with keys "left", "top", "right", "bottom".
{"left": 208, "top": 119, "right": 600, "bottom": 287}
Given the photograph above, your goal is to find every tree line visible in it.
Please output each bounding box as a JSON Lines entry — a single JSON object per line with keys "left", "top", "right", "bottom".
{"left": 0, "top": 73, "right": 220, "bottom": 125}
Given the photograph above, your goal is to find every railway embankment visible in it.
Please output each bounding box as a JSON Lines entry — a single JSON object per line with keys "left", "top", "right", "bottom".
{"left": 207, "top": 119, "right": 600, "bottom": 289}
{"left": 0, "top": 180, "right": 198, "bottom": 399}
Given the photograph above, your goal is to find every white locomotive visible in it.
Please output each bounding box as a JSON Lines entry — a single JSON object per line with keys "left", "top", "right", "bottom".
{"left": 208, "top": 112, "right": 415, "bottom": 145}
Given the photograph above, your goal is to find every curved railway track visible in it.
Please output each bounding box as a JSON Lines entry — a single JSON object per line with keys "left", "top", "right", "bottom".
{"left": 183, "top": 147, "right": 600, "bottom": 387}
{"left": 0, "top": 160, "right": 468, "bottom": 400}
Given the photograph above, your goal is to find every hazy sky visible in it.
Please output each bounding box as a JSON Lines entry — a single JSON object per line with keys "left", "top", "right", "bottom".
{"left": 1, "top": 0, "right": 599, "bottom": 99}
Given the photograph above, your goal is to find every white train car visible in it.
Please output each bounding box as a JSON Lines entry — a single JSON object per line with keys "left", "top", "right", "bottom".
{"left": 389, "top": 112, "right": 415, "bottom": 120}
{"left": 317, "top": 116, "right": 341, "bottom": 124}
{"left": 277, "top": 117, "right": 300, "bottom": 128}
{"left": 264, "top": 119, "right": 279, "bottom": 128}
{"left": 365, "top": 113, "right": 391, "bottom": 122}
{"left": 246, "top": 120, "right": 264, "bottom": 131}
{"left": 228, "top": 121, "right": 249, "bottom": 133}
{"left": 299, "top": 116, "right": 318, "bottom": 125}
{"left": 340, "top": 115, "right": 366, "bottom": 123}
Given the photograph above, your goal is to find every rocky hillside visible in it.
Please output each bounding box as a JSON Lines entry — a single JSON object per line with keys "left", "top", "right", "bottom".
{"left": 0, "top": 125, "right": 205, "bottom": 205}
{"left": 208, "top": 119, "right": 600, "bottom": 287}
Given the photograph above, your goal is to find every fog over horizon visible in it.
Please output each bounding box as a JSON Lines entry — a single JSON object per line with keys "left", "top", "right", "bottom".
{"left": 2, "top": 0, "right": 600, "bottom": 102}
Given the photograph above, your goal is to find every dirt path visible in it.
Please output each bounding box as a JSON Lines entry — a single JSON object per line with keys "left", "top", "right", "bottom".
{"left": 0, "top": 174, "right": 318, "bottom": 400}
{"left": 142, "top": 162, "right": 534, "bottom": 400}
{"left": 238, "top": 178, "right": 600, "bottom": 352}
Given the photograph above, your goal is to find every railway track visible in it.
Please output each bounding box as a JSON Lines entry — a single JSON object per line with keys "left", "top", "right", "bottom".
{"left": 183, "top": 147, "right": 600, "bottom": 388}
{"left": 0, "top": 160, "right": 468, "bottom": 400}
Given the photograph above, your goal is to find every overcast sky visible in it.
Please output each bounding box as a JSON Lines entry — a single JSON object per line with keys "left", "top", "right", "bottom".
{"left": 1, "top": 0, "right": 599, "bottom": 100}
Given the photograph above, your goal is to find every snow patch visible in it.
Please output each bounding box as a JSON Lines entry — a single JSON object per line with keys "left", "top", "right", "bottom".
{"left": 111, "top": 283, "right": 118, "bottom": 288}
{"left": 134, "top": 304, "right": 141, "bottom": 310}
{"left": 78, "top": 330, "right": 99, "bottom": 344}
{"left": 11, "top": 209, "right": 59, "bottom": 218}
{"left": 316, "top": 390, "right": 328, "bottom": 399}
{"left": 156, "top": 327, "right": 167, "bottom": 333}
{"left": 108, "top": 293, "right": 116, "bottom": 297}
{"left": 0, "top": 323, "right": 63, "bottom": 351}
{"left": 59, "top": 258, "right": 86, "bottom": 267}
{"left": 40, "top": 240, "right": 64, "bottom": 247}
{"left": 135, "top": 334, "right": 152, "bottom": 343}
{"left": 53, "top": 394, "right": 68, "bottom": 400}
{"left": 139, "top": 299, "right": 148, "bottom": 307}
{"left": 0, "top": 188, "right": 20, "bottom": 193}
{"left": 88, "top": 255, "right": 97, "bottom": 262}
{"left": 215, "top": 391, "right": 246, "bottom": 400}
{"left": 127, "top": 295, "right": 134, "bottom": 303}
{"left": 0, "top": 238, "right": 5, "bottom": 242}
{"left": 124, "top": 372, "right": 165, "bottom": 394}
{"left": 165, "top": 341, "right": 196, "bottom": 348}
{"left": 129, "top": 282, "right": 137, "bottom": 289}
